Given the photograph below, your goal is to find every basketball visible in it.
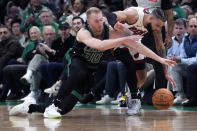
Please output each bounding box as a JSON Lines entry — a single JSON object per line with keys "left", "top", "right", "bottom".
{"left": 152, "top": 88, "right": 174, "bottom": 110}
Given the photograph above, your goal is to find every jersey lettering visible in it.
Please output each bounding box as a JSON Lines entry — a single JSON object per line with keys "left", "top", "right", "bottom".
{"left": 129, "top": 26, "right": 147, "bottom": 36}
{"left": 83, "top": 46, "right": 103, "bottom": 64}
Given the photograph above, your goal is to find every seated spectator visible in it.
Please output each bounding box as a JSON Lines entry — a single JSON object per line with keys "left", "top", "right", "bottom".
{"left": 10, "top": 17, "right": 27, "bottom": 47}
{"left": 170, "top": 18, "right": 197, "bottom": 105}
{"left": 20, "top": 0, "right": 50, "bottom": 33}
{"left": 71, "top": 16, "right": 85, "bottom": 36}
{"left": 181, "top": 63, "right": 197, "bottom": 106}
{"left": 182, "top": 18, "right": 197, "bottom": 106}
{"left": 173, "top": 0, "right": 186, "bottom": 19}
{"left": 0, "top": 26, "right": 42, "bottom": 101}
{"left": 66, "top": 0, "right": 87, "bottom": 25}
{"left": 167, "top": 18, "right": 187, "bottom": 58}
{"left": 167, "top": 18, "right": 187, "bottom": 105}
{"left": 20, "top": 25, "right": 56, "bottom": 102}
{"left": 39, "top": 8, "right": 60, "bottom": 39}
{"left": 0, "top": 25, "right": 23, "bottom": 90}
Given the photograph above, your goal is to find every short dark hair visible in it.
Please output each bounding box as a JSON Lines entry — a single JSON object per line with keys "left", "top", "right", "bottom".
{"left": 151, "top": 8, "right": 166, "bottom": 22}
{"left": 72, "top": 16, "right": 84, "bottom": 24}
{"left": 11, "top": 17, "right": 21, "bottom": 27}
{"left": 174, "top": 18, "right": 187, "bottom": 28}
{"left": 0, "top": 25, "right": 9, "bottom": 29}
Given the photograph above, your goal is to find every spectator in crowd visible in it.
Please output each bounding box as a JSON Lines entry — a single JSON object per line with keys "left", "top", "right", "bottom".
{"left": 173, "top": 0, "right": 186, "bottom": 19}
{"left": 4, "top": 16, "right": 13, "bottom": 30}
{"left": 183, "top": 62, "right": 197, "bottom": 106}
{"left": 71, "top": 16, "right": 85, "bottom": 36}
{"left": 0, "top": 26, "right": 42, "bottom": 101}
{"left": 167, "top": 18, "right": 187, "bottom": 58}
{"left": 20, "top": 25, "right": 56, "bottom": 102}
{"left": 167, "top": 18, "right": 187, "bottom": 105}
{"left": 43, "top": 22, "right": 79, "bottom": 94}
{"left": 187, "top": 12, "right": 195, "bottom": 20}
{"left": 7, "top": 5, "right": 21, "bottom": 19}
{"left": 66, "top": 0, "right": 87, "bottom": 24}
{"left": 0, "top": 25, "right": 23, "bottom": 92}
{"left": 20, "top": 0, "right": 50, "bottom": 33}
{"left": 42, "top": 0, "right": 62, "bottom": 19}
{"left": 10, "top": 18, "right": 27, "bottom": 47}
{"left": 170, "top": 18, "right": 197, "bottom": 105}
{"left": 181, "top": 18, "right": 197, "bottom": 106}
{"left": 39, "top": 8, "right": 59, "bottom": 39}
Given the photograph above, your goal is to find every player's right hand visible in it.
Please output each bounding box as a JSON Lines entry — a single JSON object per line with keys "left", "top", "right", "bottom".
{"left": 114, "top": 22, "right": 125, "bottom": 32}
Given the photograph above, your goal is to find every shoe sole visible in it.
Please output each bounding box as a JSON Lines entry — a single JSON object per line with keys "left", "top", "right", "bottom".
{"left": 9, "top": 105, "right": 27, "bottom": 116}
{"left": 127, "top": 111, "right": 141, "bottom": 116}
{"left": 44, "top": 114, "right": 61, "bottom": 119}
{"left": 9, "top": 106, "right": 18, "bottom": 116}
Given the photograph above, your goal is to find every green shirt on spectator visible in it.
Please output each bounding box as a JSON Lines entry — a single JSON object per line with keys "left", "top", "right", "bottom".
{"left": 20, "top": 5, "right": 49, "bottom": 33}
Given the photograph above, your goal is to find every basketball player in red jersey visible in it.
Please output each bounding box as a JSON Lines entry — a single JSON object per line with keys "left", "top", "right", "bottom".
{"left": 105, "top": 7, "right": 176, "bottom": 115}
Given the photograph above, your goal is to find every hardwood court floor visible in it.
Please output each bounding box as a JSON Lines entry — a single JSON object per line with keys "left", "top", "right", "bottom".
{"left": 0, "top": 102, "right": 197, "bottom": 131}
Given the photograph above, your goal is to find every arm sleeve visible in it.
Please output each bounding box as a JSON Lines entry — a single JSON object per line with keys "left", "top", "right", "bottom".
{"left": 180, "top": 54, "right": 197, "bottom": 65}
{"left": 105, "top": 12, "right": 117, "bottom": 28}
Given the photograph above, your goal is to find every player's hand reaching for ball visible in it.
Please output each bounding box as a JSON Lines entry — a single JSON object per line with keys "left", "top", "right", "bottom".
{"left": 159, "top": 58, "right": 177, "bottom": 66}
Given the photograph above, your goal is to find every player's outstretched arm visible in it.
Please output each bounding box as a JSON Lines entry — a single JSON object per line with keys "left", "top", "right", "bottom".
{"left": 123, "top": 40, "right": 177, "bottom": 66}
{"left": 76, "top": 28, "right": 142, "bottom": 51}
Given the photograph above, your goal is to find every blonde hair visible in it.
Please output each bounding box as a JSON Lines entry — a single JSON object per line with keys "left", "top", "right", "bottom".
{"left": 86, "top": 7, "right": 102, "bottom": 18}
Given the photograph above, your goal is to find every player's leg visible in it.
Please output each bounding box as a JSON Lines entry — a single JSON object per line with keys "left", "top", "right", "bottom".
{"left": 44, "top": 58, "right": 90, "bottom": 118}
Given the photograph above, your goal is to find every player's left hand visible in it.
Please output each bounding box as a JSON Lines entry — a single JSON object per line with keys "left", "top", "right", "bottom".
{"left": 165, "top": 72, "right": 177, "bottom": 88}
{"left": 160, "top": 58, "right": 177, "bottom": 66}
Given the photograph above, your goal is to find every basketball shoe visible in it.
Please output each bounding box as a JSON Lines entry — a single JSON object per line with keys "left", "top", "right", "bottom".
{"left": 44, "top": 81, "right": 61, "bottom": 94}
{"left": 44, "top": 104, "right": 61, "bottom": 119}
{"left": 9, "top": 99, "right": 36, "bottom": 116}
{"left": 117, "top": 94, "right": 127, "bottom": 108}
{"left": 127, "top": 98, "right": 141, "bottom": 115}
{"left": 96, "top": 95, "right": 114, "bottom": 104}
{"left": 126, "top": 85, "right": 141, "bottom": 115}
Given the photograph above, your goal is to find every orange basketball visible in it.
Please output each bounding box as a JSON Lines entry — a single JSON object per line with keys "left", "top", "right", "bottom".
{"left": 152, "top": 88, "right": 174, "bottom": 110}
